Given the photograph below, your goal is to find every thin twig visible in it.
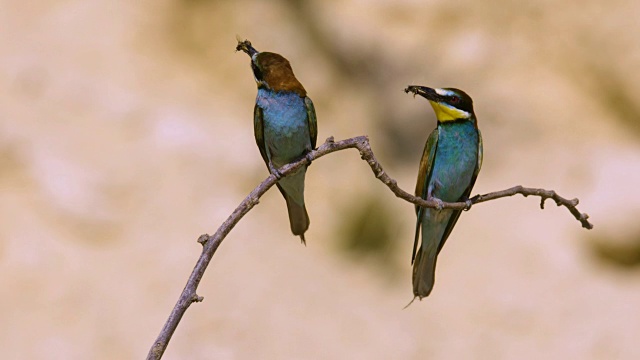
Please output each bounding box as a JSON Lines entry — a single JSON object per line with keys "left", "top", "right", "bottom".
{"left": 146, "top": 135, "right": 593, "bottom": 359}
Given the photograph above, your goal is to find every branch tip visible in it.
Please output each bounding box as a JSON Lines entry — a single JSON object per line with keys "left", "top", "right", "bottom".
{"left": 540, "top": 197, "right": 547, "bottom": 209}
{"left": 197, "top": 234, "right": 210, "bottom": 245}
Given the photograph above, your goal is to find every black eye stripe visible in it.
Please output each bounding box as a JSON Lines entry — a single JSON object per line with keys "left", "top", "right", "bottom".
{"left": 251, "top": 62, "right": 263, "bottom": 81}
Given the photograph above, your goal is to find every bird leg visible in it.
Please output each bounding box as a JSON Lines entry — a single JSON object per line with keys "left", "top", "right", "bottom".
{"left": 428, "top": 196, "right": 444, "bottom": 211}
{"left": 304, "top": 151, "right": 314, "bottom": 167}
{"left": 462, "top": 196, "right": 473, "bottom": 211}
{"left": 427, "top": 185, "right": 444, "bottom": 211}
{"left": 268, "top": 161, "right": 283, "bottom": 180}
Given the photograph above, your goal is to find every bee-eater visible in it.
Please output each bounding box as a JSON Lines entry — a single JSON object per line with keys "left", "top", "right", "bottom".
{"left": 405, "top": 85, "right": 483, "bottom": 299}
{"left": 236, "top": 39, "right": 317, "bottom": 244}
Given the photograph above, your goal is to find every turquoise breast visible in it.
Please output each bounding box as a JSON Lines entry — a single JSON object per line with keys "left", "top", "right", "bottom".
{"left": 429, "top": 121, "right": 479, "bottom": 202}
{"left": 257, "top": 89, "right": 311, "bottom": 167}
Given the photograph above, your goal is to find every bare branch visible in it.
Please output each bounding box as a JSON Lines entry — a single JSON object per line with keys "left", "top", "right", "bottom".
{"left": 146, "top": 135, "right": 593, "bottom": 359}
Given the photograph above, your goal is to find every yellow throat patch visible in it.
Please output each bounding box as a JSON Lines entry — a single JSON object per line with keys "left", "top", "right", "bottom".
{"left": 429, "top": 101, "right": 471, "bottom": 122}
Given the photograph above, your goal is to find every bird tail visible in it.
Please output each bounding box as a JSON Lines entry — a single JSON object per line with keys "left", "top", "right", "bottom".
{"left": 284, "top": 194, "right": 310, "bottom": 245}
{"left": 412, "top": 249, "right": 438, "bottom": 298}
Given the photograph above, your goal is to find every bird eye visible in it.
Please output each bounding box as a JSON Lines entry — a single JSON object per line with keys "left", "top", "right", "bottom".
{"left": 450, "top": 96, "right": 460, "bottom": 104}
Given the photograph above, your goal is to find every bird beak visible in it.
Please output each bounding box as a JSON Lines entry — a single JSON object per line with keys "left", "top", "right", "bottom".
{"left": 236, "top": 38, "right": 259, "bottom": 57}
{"left": 404, "top": 86, "right": 440, "bottom": 102}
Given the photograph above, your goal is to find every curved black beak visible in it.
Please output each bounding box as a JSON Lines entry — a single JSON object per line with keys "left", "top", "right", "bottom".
{"left": 236, "top": 38, "right": 259, "bottom": 57}
{"left": 404, "top": 85, "right": 440, "bottom": 101}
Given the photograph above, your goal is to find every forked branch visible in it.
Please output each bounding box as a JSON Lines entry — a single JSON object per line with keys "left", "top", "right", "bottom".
{"left": 146, "top": 135, "right": 593, "bottom": 360}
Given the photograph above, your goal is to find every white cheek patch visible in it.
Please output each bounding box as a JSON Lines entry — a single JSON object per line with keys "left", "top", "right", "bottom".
{"left": 435, "top": 88, "right": 454, "bottom": 96}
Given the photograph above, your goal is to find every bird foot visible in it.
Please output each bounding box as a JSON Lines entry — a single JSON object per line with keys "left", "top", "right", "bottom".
{"left": 305, "top": 152, "right": 314, "bottom": 167}
{"left": 430, "top": 197, "right": 444, "bottom": 210}
{"left": 463, "top": 198, "right": 473, "bottom": 211}
{"left": 268, "top": 163, "right": 283, "bottom": 179}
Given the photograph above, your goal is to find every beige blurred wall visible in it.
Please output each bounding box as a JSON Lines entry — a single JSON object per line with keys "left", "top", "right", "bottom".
{"left": 1, "top": 1, "right": 640, "bottom": 359}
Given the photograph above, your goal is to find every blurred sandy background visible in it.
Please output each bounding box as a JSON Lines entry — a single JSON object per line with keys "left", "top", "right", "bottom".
{"left": 2, "top": 0, "right": 640, "bottom": 359}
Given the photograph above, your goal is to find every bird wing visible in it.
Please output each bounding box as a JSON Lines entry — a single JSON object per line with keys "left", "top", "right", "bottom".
{"left": 412, "top": 128, "right": 439, "bottom": 264}
{"left": 304, "top": 97, "right": 318, "bottom": 149}
{"left": 436, "top": 129, "right": 483, "bottom": 254}
{"left": 476, "top": 129, "right": 483, "bottom": 175}
{"left": 254, "top": 103, "right": 289, "bottom": 199}
{"left": 253, "top": 104, "right": 269, "bottom": 166}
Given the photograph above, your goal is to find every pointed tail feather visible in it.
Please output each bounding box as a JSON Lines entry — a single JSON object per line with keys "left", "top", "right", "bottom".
{"left": 284, "top": 194, "right": 310, "bottom": 244}
{"left": 412, "top": 250, "right": 438, "bottom": 298}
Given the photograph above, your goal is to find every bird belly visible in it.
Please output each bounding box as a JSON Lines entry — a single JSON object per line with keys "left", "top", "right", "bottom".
{"left": 430, "top": 161, "right": 475, "bottom": 202}
{"left": 258, "top": 92, "right": 311, "bottom": 167}
{"left": 429, "top": 124, "right": 479, "bottom": 202}
{"left": 258, "top": 90, "right": 311, "bottom": 205}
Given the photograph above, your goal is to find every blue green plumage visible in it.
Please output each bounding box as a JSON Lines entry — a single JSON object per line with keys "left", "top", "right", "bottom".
{"left": 254, "top": 89, "right": 317, "bottom": 243}
{"left": 406, "top": 85, "right": 483, "bottom": 299}
{"left": 238, "top": 39, "right": 317, "bottom": 243}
